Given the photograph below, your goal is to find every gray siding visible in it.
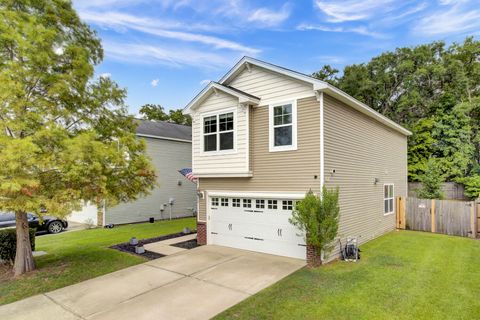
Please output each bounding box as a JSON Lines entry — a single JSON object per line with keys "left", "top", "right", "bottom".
{"left": 323, "top": 94, "right": 408, "bottom": 258}
{"left": 106, "top": 137, "right": 197, "bottom": 224}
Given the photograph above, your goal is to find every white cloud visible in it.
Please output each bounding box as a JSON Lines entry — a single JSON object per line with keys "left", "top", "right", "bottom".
{"left": 297, "top": 23, "right": 385, "bottom": 38}
{"left": 314, "top": 0, "right": 394, "bottom": 23}
{"left": 200, "top": 79, "right": 211, "bottom": 86}
{"left": 103, "top": 41, "right": 234, "bottom": 69}
{"left": 79, "top": 10, "right": 260, "bottom": 55}
{"left": 151, "top": 79, "right": 159, "bottom": 87}
{"left": 415, "top": 3, "right": 480, "bottom": 35}
{"left": 99, "top": 72, "right": 111, "bottom": 78}
{"left": 247, "top": 4, "right": 291, "bottom": 27}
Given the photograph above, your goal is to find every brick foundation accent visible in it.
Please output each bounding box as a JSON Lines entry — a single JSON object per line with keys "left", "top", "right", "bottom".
{"left": 197, "top": 221, "right": 207, "bottom": 245}
{"left": 306, "top": 245, "right": 322, "bottom": 268}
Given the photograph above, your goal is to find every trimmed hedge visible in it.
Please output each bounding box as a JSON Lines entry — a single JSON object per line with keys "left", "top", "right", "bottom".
{"left": 0, "top": 228, "right": 36, "bottom": 263}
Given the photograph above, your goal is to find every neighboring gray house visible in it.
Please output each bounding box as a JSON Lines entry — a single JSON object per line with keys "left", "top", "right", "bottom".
{"left": 69, "top": 120, "right": 197, "bottom": 226}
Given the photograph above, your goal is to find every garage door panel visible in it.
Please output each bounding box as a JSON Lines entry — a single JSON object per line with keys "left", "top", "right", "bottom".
{"left": 209, "top": 195, "right": 306, "bottom": 260}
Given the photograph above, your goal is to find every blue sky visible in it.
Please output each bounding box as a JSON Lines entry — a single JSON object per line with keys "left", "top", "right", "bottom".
{"left": 72, "top": 0, "right": 480, "bottom": 115}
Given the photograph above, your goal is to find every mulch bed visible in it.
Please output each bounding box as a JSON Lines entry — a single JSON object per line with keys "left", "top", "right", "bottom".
{"left": 170, "top": 239, "right": 199, "bottom": 250}
{"left": 109, "top": 230, "right": 197, "bottom": 260}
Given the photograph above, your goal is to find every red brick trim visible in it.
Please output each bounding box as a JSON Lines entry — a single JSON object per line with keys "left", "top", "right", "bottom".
{"left": 306, "top": 245, "right": 322, "bottom": 268}
{"left": 197, "top": 221, "right": 207, "bottom": 245}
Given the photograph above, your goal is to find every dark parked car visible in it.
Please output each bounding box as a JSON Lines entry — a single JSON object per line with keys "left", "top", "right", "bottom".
{"left": 0, "top": 213, "right": 68, "bottom": 234}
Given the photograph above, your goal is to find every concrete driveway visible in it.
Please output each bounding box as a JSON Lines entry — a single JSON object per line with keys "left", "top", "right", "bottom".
{"left": 0, "top": 245, "right": 305, "bottom": 320}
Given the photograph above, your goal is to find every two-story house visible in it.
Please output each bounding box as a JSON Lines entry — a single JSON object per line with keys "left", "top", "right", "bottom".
{"left": 184, "top": 57, "right": 411, "bottom": 264}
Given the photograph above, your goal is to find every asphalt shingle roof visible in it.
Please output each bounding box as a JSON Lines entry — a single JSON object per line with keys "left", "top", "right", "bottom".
{"left": 135, "top": 119, "right": 192, "bottom": 142}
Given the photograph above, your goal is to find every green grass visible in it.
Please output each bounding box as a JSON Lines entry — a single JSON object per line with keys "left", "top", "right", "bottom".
{"left": 215, "top": 231, "right": 480, "bottom": 320}
{"left": 0, "top": 217, "right": 195, "bottom": 305}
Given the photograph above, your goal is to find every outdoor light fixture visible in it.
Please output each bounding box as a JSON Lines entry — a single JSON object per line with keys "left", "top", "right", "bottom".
{"left": 374, "top": 177, "right": 380, "bottom": 185}
{"left": 129, "top": 237, "right": 138, "bottom": 246}
{"left": 135, "top": 245, "right": 145, "bottom": 254}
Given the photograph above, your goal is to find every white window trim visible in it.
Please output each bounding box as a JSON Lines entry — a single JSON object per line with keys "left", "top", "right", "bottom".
{"left": 200, "top": 107, "right": 237, "bottom": 156}
{"left": 383, "top": 183, "right": 395, "bottom": 216}
{"left": 268, "top": 100, "right": 297, "bottom": 152}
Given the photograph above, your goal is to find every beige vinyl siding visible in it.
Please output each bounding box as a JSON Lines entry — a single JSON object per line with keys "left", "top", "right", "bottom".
{"left": 198, "top": 96, "right": 321, "bottom": 221}
{"left": 227, "top": 65, "right": 314, "bottom": 104}
{"left": 106, "top": 137, "right": 197, "bottom": 224}
{"left": 323, "top": 94, "right": 408, "bottom": 259}
{"left": 192, "top": 91, "right": 249, "bottom": 175}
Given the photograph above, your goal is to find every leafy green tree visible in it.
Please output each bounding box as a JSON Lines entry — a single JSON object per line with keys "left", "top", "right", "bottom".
{"left": 311, "top": 65, "right": 339, "bottom": 85}
{"left": 432, "top": 108, "right": 474, "bottom": 181}
{"left": 139, "top": 104, "right": 169, "bottom": 121}
{"left": 457, "top": 176, "right": 480, "bottom": 199}
{"left": 417, "top": 159, "right": 445, "bottom": 199}
{"left": 0, "top": 0, "right": 156, "bottom": 276}
{"left": 139, "top": 105, "right": 191, "bottom": 126}
{"left": 168, "top": 109, "right": 192, "bottom": 126}
{"left": 408, "top": 118, "right": 436, "bottom": 181}
{"left": 289, "top": 188, "right": 340, "bottom": 267}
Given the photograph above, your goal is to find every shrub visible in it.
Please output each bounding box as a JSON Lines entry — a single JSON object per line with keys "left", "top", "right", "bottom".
{"left": 0, "top": 228, "right": 36, "bottom": 264}
{"left": 289, "top": 187, "right": 340, "bottom": 266}
{"left": 417, "top": 158, "right": 445, "bottom": 199}
{"left": 457, "top": 175, "right": 480, "bottom": 199}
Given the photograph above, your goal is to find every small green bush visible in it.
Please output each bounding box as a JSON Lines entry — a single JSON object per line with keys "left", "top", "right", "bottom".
{"left": 457, "top": 175, "right": 480, "bottom": 199}
{"left": 0, "top": 228, "right": 36, "bottom": 264}
{"left": 417, "top": 158, "right": 445, "bottom": 199}
{"left": 289, "top": 187, "right": 340, "bottom": 265}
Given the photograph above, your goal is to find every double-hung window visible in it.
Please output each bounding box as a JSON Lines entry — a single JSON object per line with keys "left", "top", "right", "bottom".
{"left": 384, "top": 184, "right": 394, "bottom": 215}
{"left": 269, "top": 101, "right": 297, "bottom": 152}
{"left": 203, "top": 112, "right": 234, "bottom": 152}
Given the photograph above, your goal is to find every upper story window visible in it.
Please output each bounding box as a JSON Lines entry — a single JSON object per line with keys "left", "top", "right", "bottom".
{"left": 384, "top": 184, "right": 394, "bottom": 215}
{"left": 203, "top": 112, "right": 234, "bottom": 152}
{"left": 269, "top": 101, "right": 297, "bottom": 152}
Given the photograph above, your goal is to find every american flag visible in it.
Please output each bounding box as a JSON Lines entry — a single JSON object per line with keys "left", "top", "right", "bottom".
{"left": 178, "top": 168, "right": 197, "bottom": 183}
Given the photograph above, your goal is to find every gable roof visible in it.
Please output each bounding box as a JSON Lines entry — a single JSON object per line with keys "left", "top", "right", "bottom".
{"left": 185, "top": 56, "right": 411, "bottom": 136}
{"left": 135, "top": 119, "right": 191, "bottom": 142}
{"left": 220, "top": 56, "right": 329, "bottom": 91}
{"left": 184, "top": 81, "right": 260, "bottom": 114}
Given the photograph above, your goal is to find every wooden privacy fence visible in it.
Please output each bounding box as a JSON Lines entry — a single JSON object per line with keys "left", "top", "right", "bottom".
{"left": 396, "top": 197, "right": 478, "bottom": 238}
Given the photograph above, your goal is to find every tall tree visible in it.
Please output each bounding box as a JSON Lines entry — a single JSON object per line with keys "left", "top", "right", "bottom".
{"left": 168, "top": 109, "right": 192, "bottom": 126}
{"left": 139, "top": 104, "right": 169, "bottom": 121}
{"left": 0, "top": 0, "right": 156, "bottom": 276}
{"left": 139, "top": 104, "right": 191, "bottom": 126}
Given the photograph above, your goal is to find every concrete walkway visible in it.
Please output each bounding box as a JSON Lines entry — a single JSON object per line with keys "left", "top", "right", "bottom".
{"left": 0, "top": 245, "right": 305, "bottom": 320}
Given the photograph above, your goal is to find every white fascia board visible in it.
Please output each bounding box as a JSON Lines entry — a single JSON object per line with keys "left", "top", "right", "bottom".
{"left": 183, "top": 82, "right": 259, "bottom": 114}
{"left": 207, "top": 191, "right": 307, "bottom": 199}
{"left": 320, "top": 85, "right": 412, "bottom": 136}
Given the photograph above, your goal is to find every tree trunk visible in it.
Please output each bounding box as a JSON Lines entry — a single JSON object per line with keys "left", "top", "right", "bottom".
{"left": 13, "top": 211, "right": 35, "bottom": 276}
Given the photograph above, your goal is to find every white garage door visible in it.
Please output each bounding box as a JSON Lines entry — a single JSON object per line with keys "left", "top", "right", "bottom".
{"left": 208, "top": 196, "right": 306, "bottom": 259}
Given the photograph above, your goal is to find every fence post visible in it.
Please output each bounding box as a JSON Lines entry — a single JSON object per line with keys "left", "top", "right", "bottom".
{"left": 470, "top": 202, "right": 476, "bottom": 239}
{"left": 431, "top": 199, "right": 436, "bottom": 233}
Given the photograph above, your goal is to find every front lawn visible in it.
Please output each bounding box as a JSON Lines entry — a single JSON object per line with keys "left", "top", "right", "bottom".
{"left": 0, "top": 217, "right": 195, "bottom": 305}
{"left": 216, "top": 231, "right": 480, "bottom": 320}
